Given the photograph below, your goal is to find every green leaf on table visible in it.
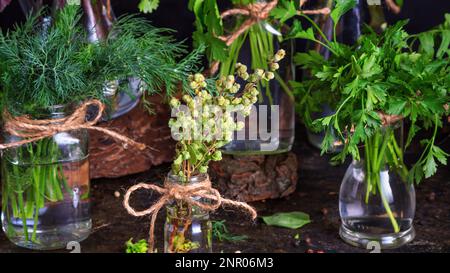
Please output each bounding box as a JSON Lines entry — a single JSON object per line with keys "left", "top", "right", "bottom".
{"left": 212, "top": 220, "right": 248, "bottom": 242}
{"left": 125, "top": 238, "right": 148, "bottom": 253}
{"left": 330, "top": 0, "right": 357, "bottom": 26}
{"left": 138, "top": 0, "right": 159, "bottom": 14}
{"left": 262, "top": 211, "right": 311, "bottom": 229}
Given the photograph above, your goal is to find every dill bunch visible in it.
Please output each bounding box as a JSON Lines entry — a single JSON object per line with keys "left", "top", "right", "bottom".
{"left": 0, "top": 5, "right": 202, "bottom": 116}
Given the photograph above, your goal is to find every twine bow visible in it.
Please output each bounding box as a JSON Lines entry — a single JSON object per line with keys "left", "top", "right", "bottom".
{"left": 0, "top": 99, "right": 147, "bottom": 151}
{"left": 207, "top": 0, "right": 331, "bottom": 75}
{"left": 123, "top": 176, "right": 257, "bottom": 252}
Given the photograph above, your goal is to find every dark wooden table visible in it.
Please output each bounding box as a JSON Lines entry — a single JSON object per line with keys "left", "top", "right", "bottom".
{"left": 0, "top": 125, "right": 449, "bottom": 253}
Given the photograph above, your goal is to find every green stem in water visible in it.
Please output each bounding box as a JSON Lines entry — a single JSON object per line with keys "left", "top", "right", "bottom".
{"left": 364, "top": 128, "right": 401, "bottom": 233}
{"left": 274, "top": 71, "right": 295, "bottom": 103}
{"left": 16, "top": 191, "right": 29, "bottom": 241}
{"left": 376, "top": 179, "right": 400, "bottom": 233}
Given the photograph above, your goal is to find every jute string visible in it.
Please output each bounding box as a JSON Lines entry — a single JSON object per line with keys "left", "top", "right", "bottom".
{"left": 123, "top": 176, "right": 257, "bottom": 252}
{"left": 208, "top": 0, "right": 331, "bottom": 75}
{"left": 0, "top": 99, "right": 147, "bottom": 150}
{"left": 377, "top": 112, "right": 403, "bottom": 126}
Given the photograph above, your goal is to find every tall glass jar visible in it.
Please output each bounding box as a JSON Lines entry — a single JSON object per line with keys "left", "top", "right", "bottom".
{"left": 1, "top": 105, "right": 91, "bottom": 250}
{"left": 164, "top": 173, "right": 212, "bottom": 253}
{"left": 339, "top": 122, "right": 415, "bottom": 249}
{"left": 220, "top": 18, "right": 295, "bottom": 155}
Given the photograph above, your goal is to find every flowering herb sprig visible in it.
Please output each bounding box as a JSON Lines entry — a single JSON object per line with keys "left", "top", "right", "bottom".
{"left": 169, "top": 49, "right": 285, "bottom": 182}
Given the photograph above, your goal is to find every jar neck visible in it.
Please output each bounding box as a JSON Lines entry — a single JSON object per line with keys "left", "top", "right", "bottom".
{"left": 167, "top": 172, "right": 209, "bottom": 186}
{"left": 45, "top": 104, "right": 72, "bottom": 119}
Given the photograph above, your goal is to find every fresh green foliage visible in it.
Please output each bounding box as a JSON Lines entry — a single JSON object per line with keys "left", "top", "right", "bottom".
{"left": 330, "top": 0, "right": 357, "bottom": 41}
{"left": 189, "top": 0, "right": 299, "bottom": 105}
{"left": 292, "top": 11, "right": 449, "bottom": 185}
{"left": 212, "top": 220, "right": 248, "bottom": 242}
{"left": 0, "top": 5, "right": 201, "bottom": 116}
{"left": 262, "top": 211, "right": 311, "bottom": 229}
{"left": 138, "top": 0, "right": 159, "bottom": 13}
{"left": 0, "top": 6, "right": 93, "bottom": 115}
{"left": 270, "top": 0, "right": 298, "bottom": 24}
{"left": 189, "top": 0, "right": 227, "bottom": 62}
{"left": 125, "top": 238, "right": 148, "bottom": 253}
{"left": 169, "top": 50, "right": 285, "bottom": 181}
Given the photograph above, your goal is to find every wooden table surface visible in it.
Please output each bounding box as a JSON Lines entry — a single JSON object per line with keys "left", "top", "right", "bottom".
{"left": 1, "top": 124, "right": 449, "bottom": 253}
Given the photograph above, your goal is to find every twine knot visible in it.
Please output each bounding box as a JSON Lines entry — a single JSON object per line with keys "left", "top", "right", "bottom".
{"left": 207, "top": 0, "right": 330, "bottom": 75}
{"left": 123, "top": 175, "right": 257, "bottom": 252}
{"left": 377, "top": 111, "right": 403, "bottom": 126}
{"left": 0, "top": 99, "right": 147, "bottom": 151}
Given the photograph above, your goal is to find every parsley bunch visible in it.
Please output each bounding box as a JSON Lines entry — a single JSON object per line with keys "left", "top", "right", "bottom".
{"left": 292, "top": 0, "right": 449, "bottom": 186}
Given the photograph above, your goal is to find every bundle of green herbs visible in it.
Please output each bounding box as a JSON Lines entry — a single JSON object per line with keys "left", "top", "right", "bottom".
{"left": 189, "top": 0, "right": 308, "bottom": 94}
{"left": 291, "top": 0, "right": 449, "bottom": 232}
{"left": 0, "top": 4, "right": 200, "bottom": 246}
{"left": 0, "top": 4, "right": 200, "bottom": 116}
{"left": 161, "top": 50, "right": 284, "bottom": 252}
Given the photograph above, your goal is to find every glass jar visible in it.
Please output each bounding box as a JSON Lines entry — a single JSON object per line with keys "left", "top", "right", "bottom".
{"left": 1, "top": 105, "right": 91, "bottom": 250}
{"left": 339, "top": 122, "right": 415, "bottom": 249}
{"left": 164, "top": 173, "right": 212, "bottom": 253}
{"left": 220, "top": 17, "right": 295, "bottom": 155}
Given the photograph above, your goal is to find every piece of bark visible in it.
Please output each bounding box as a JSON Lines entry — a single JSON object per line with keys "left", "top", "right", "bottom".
{"left": 89, "top": 94, "right": 174, "bottom": 179}
{"left": 209, "top": 152, "right": 298, "bottom": 202}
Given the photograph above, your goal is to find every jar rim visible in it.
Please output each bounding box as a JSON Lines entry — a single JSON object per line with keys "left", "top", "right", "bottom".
{"left": 167, "top": 171, "right": 208, "bottom": 184}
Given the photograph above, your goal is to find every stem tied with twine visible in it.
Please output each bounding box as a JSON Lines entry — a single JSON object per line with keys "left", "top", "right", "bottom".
{"left": 0, "top": 99, "right": 147, "bottom": 151}
{"left": 207, "top": 0, "right": 331, "bottom": 75}
{"left": 123, "top": 175, "right": 257, "bottom": 253}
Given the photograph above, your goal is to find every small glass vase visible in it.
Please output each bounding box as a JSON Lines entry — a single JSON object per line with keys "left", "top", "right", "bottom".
{"left": 1, "top": 105, "right": 92, "bottom": 250}
{"left": 164, "top": 173, "right": 212, "bottom": 253}
{"left": 339, "top": 122, "right": 416, "bottom": 249}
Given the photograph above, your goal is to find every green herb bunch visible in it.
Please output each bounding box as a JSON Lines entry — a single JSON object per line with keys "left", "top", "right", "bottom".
{"left": 168, "top": 49, "right": 285, "bottom": 181}
{"left": 188, "top": 0, "right": 312, "bottom": 104}
{"left": 188, "top": 0, "right": 307, "bottom": 65}
{"left": 292, "top": 0, "right": 449, "bottom": 185}
{"left": 0, "top": 4, "right": 201, "bottom": 116}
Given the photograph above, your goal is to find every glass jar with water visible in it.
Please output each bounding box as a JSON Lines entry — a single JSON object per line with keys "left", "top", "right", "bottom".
{"left": 219, "top": 10, "right": 295, "bottom": 155}
{"left": 164, "top": 173, "right": 212, "bottom": 253}
{"left": 1, "top": 104, "right": 91, "bottom": 250}
{"left": 339, "top": 121, "right": 416, "bottom": 249}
